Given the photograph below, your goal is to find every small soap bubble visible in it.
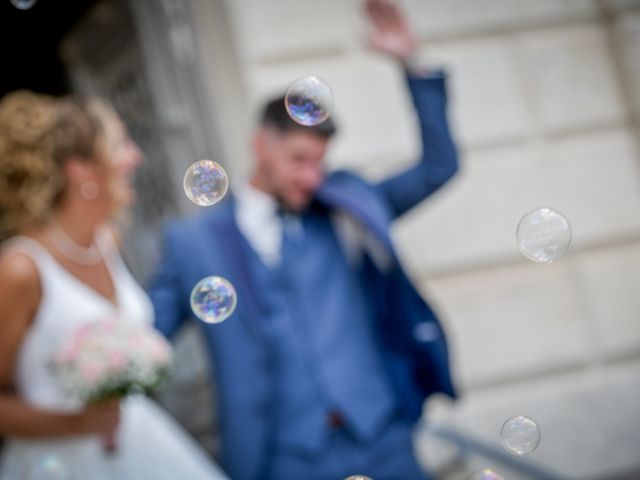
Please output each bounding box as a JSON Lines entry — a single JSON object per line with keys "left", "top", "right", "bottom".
{"left": 11, "top": 0, "right": 37, "bottom": 10}
{"left": 285, "top": 75, "right": 333, "bottom": 126}
{"left": 413, "top": 322, "right": 440, "bottom": 342}
{"left": 500, "top": 415, "right": 541, "bottom": 455}
{"left": 190, "top": 276, "right": 237, "bottom": 324}
{"left": 183, "top": 160, "right": 229, "bottom": 207}
{"left": 27, "top": 455, "right": 71, "bottom": 480}
{"left": 517, "top": 207, "right": 571, "bottom": 263}
{"left": 344, "top": 476, "right": 373, "bottom": 480}
{"left": 468, "top": 468, "right": 506, "bottom": 480}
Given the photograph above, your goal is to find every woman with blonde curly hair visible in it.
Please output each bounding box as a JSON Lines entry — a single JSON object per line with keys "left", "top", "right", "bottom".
{"left": 0, "top": 91, "right": 227, "bottom": 479}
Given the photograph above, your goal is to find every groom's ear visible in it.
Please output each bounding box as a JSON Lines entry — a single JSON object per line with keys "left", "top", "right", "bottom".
{"left": 252, "top": 129, "right": 265, "bottom": 159}
{"left": 252, "top": 128, "right": 279, "bottom": 166}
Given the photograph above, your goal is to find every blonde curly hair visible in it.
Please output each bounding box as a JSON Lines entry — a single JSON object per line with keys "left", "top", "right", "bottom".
{"left": 0, "top": 91, "right": 100, "bottom": 242}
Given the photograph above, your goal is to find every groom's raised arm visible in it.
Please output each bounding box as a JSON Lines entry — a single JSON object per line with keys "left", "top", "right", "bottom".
{"left": 362, "top": 0, "right": 459, "bottom": 220}
{"left": 148, "top": 225, "right": 190, "bottom": 339}
{"left": 375, "top": 71, "right": 458, "bottom": 219}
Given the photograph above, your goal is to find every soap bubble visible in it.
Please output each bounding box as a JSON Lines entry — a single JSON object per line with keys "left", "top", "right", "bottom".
{"left": 11, "top": 0, "right": 37, "bottom": 10}
{"left": 467, "top": 468, "right": 506, "bottom": 480}
{"left": 344, "top": 476, "right": 373, "bottom": 480}
{"left": 517, "top": 207, "right": 571, "bottom": 263}
{"left": 27, "top": 455, "right": 70, "bottom": 480}
{"left": 190, "top": 276, "right": 237, "bottom": 324}
{"left": 183, "top": 160, "right": 229, "bottom": 207}
{"left": 285, "top": 75, "right": 333, "bottom": 126}
{"left": 501, "top": 415, "right": 541, "bottom": 455}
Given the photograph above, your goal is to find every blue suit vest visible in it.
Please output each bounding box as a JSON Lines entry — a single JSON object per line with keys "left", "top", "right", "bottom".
{"left": 245, "top": 205, "right": 399, "bottom": 456}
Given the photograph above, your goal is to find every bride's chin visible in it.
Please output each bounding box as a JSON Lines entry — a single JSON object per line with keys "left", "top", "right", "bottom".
{"left": 120, "top": 186, "right": 137, "bottom": 203}
{"left": 110, "top": 193, "right": 136, "bottom": 215}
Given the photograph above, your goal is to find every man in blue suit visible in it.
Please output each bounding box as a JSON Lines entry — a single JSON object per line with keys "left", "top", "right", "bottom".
{"left": 149, "top": 1, "right": 459, "bottom": 478}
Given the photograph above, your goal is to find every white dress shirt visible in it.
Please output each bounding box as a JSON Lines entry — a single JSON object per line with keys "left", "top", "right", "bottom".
{"left": 234, "top": 181, "right": 283, "bottom": 268}
{"left": 233, "top": 181, "right": 392, "bottom": 271}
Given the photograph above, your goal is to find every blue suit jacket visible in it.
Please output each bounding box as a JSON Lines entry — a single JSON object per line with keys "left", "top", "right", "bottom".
{"left": 148, "top": 72, "right": 459, "bottom": 480}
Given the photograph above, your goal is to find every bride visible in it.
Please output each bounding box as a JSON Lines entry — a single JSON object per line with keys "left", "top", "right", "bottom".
{"left": 0, "top": 91, "right": 227, "bottom": 479}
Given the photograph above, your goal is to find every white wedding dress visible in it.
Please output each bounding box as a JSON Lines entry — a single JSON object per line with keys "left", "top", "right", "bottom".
{"left": 0, "top": 234, "right": 227, "bottom": 480}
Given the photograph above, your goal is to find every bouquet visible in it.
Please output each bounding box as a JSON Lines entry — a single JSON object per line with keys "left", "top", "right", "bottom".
{"left": 50, "top": 319, "right": 173, "bottom": 453}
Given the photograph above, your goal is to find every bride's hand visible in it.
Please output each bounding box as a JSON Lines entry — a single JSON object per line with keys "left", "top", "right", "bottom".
{"left": 74, "top": 398, "right": 120, "bottom": 435}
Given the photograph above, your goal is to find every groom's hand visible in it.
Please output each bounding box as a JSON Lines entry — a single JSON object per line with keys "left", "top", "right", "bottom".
{"left": 364, "top": 0, "right": 419, "bottom": 65}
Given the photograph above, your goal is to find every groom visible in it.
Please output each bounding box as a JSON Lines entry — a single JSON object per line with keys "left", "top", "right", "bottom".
{"left": 149, "top": 1, "right": 459, "bottom": 479}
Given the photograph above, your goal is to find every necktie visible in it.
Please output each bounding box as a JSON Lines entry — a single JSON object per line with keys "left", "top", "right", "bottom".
{"left": 279, "top": 210, "right": 304, "bottom": 262}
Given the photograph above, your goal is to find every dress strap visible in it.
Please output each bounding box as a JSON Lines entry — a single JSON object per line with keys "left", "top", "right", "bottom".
{"left": 94, "top": 226, "right": 125, "bottom": 269}
{"left": 0, "top": 237, "right": 54, "bottom": 304}
{"left": 1, "top": 236, "right": 53, "bottom": 266}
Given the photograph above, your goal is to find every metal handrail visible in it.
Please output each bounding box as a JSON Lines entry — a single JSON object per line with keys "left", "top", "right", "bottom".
{"left": 417, "top": 421, "right": 575, "bottom": 480}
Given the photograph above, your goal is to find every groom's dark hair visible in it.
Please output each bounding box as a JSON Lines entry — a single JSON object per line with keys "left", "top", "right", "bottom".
{"left": 260, "top": 95, "right": 337, "bottom": 139}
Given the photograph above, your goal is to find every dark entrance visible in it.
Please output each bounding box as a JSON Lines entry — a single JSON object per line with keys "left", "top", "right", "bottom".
{"left": 0, "top": 0, "right": 97, "bottom": 97}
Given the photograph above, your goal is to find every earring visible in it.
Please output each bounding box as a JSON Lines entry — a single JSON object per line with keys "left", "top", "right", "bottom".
{"left": 80, "top": 181, "right": 100, "bottom": 200}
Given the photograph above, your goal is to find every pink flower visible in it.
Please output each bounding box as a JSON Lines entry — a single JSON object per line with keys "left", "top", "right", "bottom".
{"left": 80, "top": 362, "right": 104, "bottom": 383}
{"left": 108, "top": 351, "right": 127, "bottom": 372}
{"left": 53, "top": 346, "right": 78, "bottom": 365}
